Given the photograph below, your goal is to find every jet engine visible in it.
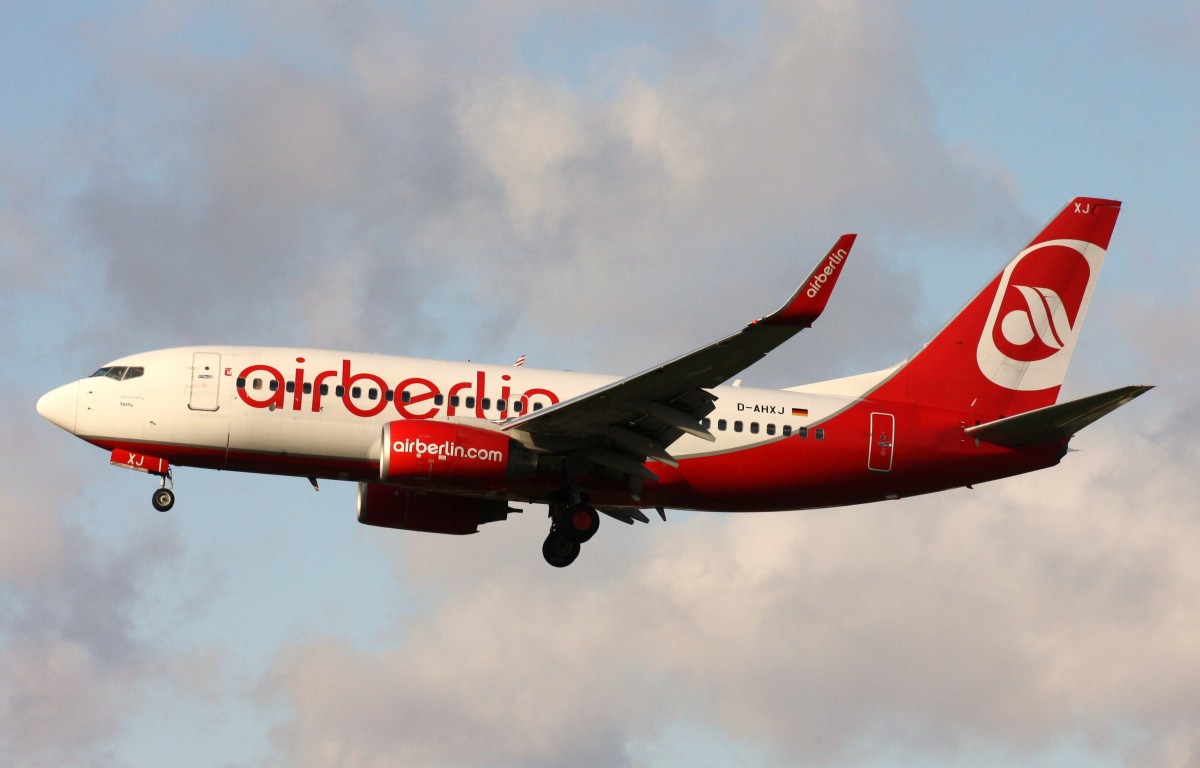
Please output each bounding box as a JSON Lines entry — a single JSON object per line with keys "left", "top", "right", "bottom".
{"left": 357, "top": 484, "right": 517, "bottom": 535}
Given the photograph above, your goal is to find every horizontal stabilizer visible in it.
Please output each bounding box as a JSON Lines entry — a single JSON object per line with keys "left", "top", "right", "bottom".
{"left": 965, "top": 385, "right": 1152, "bottom": 447}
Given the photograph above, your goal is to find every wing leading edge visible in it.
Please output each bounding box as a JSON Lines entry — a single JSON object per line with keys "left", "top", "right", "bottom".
{"left": 502, "top": 234, "right": 856, "bottom": 485}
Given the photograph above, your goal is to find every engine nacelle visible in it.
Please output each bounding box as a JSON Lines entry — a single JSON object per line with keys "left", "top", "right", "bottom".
{"left": 379, "top": 420, "right": 536, "bottom": 487}
{"left": 357, "top": 484, "right": 516, "bottom": 535}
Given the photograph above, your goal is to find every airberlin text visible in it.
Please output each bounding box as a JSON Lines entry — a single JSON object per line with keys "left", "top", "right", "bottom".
{"left": 805, "top": 247, "right": 849, "bottom": 298}
{"left": 234, "top": 358, "right": 559, "bottom": 420}
{"left": 392, "top": 438, "right": 503, "bottom": 463}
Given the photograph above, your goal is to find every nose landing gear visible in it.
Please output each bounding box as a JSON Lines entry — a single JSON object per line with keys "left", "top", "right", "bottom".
{"left": 107, "top": 449, "right": 175, "bottom": 512}
{"left": 151, "top": 470, "right": 174, "bottom": 512}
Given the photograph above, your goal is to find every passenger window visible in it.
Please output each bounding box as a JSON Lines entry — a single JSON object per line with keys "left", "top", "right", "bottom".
{"left": 798, "top": 427, "right": 808, "bottom": 438}
{"left": 401, "top": 391, "right": 411, "bottom": 403}
{"left": 303, "top": 382, "right": 312, "bottom": 395}
{"left": 495, "top": 399, "right": 505, "bottom": 411}
{"left": 384, "top": 389, "right": 394, "bottom": 402}
{"left": 734, "top": 421, "right": 743, "bottom": 433}
{"left": 717, "top": 419, "right": 727, "bottom": 431}
{"left": 320, "top": 384, "right": 329, "bottom": 395}
{"left": 286, "top": 381, "right": 296, "bottom": 393}
{"left": 368, "top": 388, "right": 378, "bottom": 401}
{"left": 434, "top": 394, "right": 445, "bottom": 406}
{"left": 815, "top": 428, "right": 825, "bottom": 440}
{"left": 512, "top": 400, "right": 523, "bottom": 413}
{"left": 335, "top": 385, "right": 345, "bottom": 397}
{"left": 253, "top": 378, "right": 263, "bottom": 391}
{"left": 782, "top": 425, "right": 792, "bottom": 437}
{"left": 351, "top": 386, "right": 361, "bottom": 399}
{"left": 482, "top": 398, "right": 492, "bottom": 411}
{"left": 532, "top": 402, "right": 543, "bottom": 411}
{"left": 269, "top": 380, "right": 279, "bottom": 392}
{"left": 766, "top": 424, "right": 776, "bottom": 436}
{"left": 466, "top": 397, "right": 476, "bottom": 409}
{"left": 750, "top": 422, "right": 759, "bottom": 434}
{"left": 701, "top": 418, "right": 711, "bottom": 429}
{"left": 237, "top": 377, "right": 246, "bottom": 389}
{"left": 450, "top": 396, "right": 460, "bottom": 407}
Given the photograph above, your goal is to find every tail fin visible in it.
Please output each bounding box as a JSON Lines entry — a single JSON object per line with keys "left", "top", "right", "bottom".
{"left": 873, "top": 197, "right": 1121, "bottom": 419}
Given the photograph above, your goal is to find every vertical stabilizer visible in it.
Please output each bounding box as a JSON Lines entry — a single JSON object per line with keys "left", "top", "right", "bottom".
{"left": 870, "top": 198, "right": 1121, "bottom": 419}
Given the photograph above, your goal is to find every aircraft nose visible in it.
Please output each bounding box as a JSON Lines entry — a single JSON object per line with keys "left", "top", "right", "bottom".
{"left": 37, "top": 381, "right": 78, "bottom": 434}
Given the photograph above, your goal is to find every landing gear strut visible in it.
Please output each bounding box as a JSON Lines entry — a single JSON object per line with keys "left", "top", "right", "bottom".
{"left": 542, "top": 502, "right": 600, "bottom": 567}
{"left": 151, "top": 470, "right": 174, "bottom": 512}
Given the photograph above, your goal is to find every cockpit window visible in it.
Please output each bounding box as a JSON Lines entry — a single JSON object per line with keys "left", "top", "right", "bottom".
{"left": 89, "top": 366, "right": 144, "bottom": 381}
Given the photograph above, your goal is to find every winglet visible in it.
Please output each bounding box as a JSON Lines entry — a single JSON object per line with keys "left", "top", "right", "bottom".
{"left": 759, "top": 234, "right": 856, "bottom": 327}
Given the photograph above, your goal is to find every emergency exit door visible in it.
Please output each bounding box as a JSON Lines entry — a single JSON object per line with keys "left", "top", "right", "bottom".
{"left": 188, "top": 352, "right": 222, "bottom": 411}
{"left": 868, "top": 412, "right": 894, "bottom": 472}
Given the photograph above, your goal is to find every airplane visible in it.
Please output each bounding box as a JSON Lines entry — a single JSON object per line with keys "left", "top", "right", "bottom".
{"left": 37, "top": 197, "right": 1150, "bottom": 567}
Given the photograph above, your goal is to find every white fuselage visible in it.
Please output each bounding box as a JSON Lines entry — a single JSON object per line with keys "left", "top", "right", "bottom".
{"left": 45, "top": 345, "right": 860, "bottom": 485}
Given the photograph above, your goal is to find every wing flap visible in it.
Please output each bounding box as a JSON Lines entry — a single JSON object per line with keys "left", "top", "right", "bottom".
{"left": 965, "top": 385, "right": 1152, "bottom": 447}
{"left": 597, "top": 507, "right": 652, "bottom": 525}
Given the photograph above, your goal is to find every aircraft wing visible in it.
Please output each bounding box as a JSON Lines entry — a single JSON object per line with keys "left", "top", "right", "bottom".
{"left": 965, "top": 385, "right": 1153, "bottom": 447}
{"left": 502, "top": 235, "right": 856, "bottom": 483}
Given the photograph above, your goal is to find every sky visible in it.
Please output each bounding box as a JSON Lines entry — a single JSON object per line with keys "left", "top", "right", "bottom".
{"left": 2, "top": 1, "right": 1199, "bottom": 766}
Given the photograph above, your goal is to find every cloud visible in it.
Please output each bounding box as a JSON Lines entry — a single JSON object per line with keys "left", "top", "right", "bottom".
{"left": 0, "top": 639, "right": 121, "bottom": 766}
{"left": 0, "top": 424, "right": 71, "bottom": 587}
{"left": 0, "top": 409, "right": 183, "bottom": 765}
{"left": 60, "top": 0, "right": 1018, "bottom": 373}
{"left": 9, "top": 2, "right": 1199, "bottom": 767}
{"left": 0, "top": 508, "right": 181, "bottom": 766}
{"left": 257, "top": 409, "right": 1200, "bottom": 767}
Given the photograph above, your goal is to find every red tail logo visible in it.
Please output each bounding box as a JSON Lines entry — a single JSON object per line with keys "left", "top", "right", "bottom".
{"left": 977, "top": 240, "right": 1100, "bottom": 391}
{"left": 992, "top": 243, "right": 1091, "bottom": 363}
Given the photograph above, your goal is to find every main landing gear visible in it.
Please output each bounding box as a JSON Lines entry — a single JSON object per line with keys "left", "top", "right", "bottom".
{"left": 542, "top": 502, "right": 600, "bottom": 568}
{"left": 150, "top": 471, "right": 175, "bottom": 512}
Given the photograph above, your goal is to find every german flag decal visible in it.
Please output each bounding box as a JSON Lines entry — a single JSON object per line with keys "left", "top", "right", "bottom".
{"left": 791, "top": 407, "right": 809, "bottom": 417}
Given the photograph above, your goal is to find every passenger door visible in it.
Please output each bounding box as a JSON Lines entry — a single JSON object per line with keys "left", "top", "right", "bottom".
{"left": 188, "top": 352, "right": 222, "bottom": 411}
{"left": 868, "top": 411, "right": 894, "bottom": 472}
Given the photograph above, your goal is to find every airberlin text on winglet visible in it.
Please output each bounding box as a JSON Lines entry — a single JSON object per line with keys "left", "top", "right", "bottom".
{"left": 805, "top": 245, "right": 850, "bottom": 298}
{"left": 763, "top": 233, "right": 856, "bottom": 326}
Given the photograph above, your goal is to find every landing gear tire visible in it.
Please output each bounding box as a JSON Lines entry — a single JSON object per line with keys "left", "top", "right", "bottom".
{"left": 563, "top": 503, "right": 600, "bottom": 543}
{"left": 151, "top": 487, "right": 175, "bottom": 512}
{"left": 543, "top": 529, "right": 581, "bottom": 568}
